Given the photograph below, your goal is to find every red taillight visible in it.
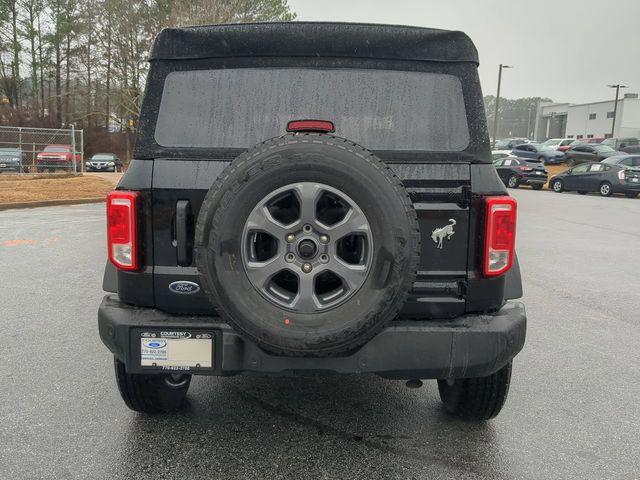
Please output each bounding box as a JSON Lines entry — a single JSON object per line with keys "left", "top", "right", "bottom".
{"left": 483, "top": 196, "right": 517, "bottom": 277}
{"left": 618, "top": 170, "right": 625, "bottom": 182}
{"left": 519, "top": 166, "right": 533, "bottom": 171}
{"left": 286, "top": 120, "right": 335, "bottom": 133}
{"left": 107, "top": 190, "right": 139, "bottom": 271}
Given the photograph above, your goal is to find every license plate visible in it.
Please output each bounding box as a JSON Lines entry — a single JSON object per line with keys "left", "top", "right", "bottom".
{"left": 536, "top": 171, "right": 542, "bottom": 175}
{"left": 140, "top": 331, "right": 213, "bottom": 371}
{"left": 631, "top": 178, "right": 639, "bottom": 182}
{"left": 0, "top": 164, "right": 6, "bottom": 168}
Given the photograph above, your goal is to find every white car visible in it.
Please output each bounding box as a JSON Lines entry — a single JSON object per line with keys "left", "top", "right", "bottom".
{"left": 492, "top": 150, "right": 513, "bottom": 161}
{"left": 541, "top": 138, "right": 573, "bottom": 150}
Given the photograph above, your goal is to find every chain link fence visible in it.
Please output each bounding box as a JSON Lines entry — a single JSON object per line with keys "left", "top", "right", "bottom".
{"left": 0, "top": 126, "right": 84, "bottom": 174}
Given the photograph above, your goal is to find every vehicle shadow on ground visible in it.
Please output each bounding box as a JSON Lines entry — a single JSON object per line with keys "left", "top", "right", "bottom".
{"left": 115, "top": 375, "right": 509, "bottom": 479}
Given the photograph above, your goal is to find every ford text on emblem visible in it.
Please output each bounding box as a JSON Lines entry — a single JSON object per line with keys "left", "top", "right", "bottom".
{"left": 168, "top": 281, "right": 201, "bottom": 294}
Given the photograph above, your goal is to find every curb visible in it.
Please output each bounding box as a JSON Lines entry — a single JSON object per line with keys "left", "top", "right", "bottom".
{"left": 0, "top": 197, "right": 105, "bottom": 211}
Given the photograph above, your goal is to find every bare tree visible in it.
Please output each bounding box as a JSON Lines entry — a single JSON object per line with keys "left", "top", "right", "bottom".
{"left": 0, "top": 0, "right": 296, "bottom": 161}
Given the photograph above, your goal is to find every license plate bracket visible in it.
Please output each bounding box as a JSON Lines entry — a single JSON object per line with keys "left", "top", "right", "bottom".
{"left": 136, "top": 329, "right": 215, "bottom": 372}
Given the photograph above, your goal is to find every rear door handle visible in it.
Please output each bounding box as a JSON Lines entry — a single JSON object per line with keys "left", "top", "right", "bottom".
{"left": 176, "top": 200, "right": 192, "bottom": 266}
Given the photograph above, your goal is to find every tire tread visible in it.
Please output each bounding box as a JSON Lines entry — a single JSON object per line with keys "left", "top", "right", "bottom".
{"left": 195, "top": 133, "right": 420, "bottom": 357}
{"left": 437, "top": 362, "right": 512, "bottom": 421}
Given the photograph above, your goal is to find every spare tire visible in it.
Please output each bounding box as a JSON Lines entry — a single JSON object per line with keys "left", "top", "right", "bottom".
{"left": 195, "top": 133, "right": 420, "bottom": 357}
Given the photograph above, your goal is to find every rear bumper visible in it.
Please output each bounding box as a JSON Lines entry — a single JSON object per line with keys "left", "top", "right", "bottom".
{"left": 98, "top": 295, "right": 526, "bottom": 379}
{"left": 619, "top": 181, "right": 640, "bottom": 192}
{"left": 519, "top": 174, "right": 547, "bottom": 185}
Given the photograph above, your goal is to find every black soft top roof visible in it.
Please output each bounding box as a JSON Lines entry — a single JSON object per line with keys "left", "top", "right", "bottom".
{"left": 149, "top": 22, "right": 479, "bottom": 65}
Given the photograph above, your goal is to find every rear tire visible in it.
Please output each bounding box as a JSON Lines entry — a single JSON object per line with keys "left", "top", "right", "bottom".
{"left": 507, "top": 175, "right": 519, "bottom": 188}
{"left": 438, "top": 362, "right": 512, "bottom": 421}
{"left": 625, "top": 192, "right": 639, "bottom": 199}
{"left": 195, "top": 133, "right": 419, "bottom": 357}
{"left": 532, "top": 184, "right": 543, "bottom": 190}
{"left": 551, "top": 179, "right": 564, "bottom": 193}
{"left": 114, "top": 358, "right": 191, "bottom": 413}
{"left": 599, "top": 181, "right": 613, "bottom": 197}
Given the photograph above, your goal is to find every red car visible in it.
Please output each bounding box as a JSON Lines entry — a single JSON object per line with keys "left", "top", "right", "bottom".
{"left": 36, "top": 145, "right": 82, "bottom": 172}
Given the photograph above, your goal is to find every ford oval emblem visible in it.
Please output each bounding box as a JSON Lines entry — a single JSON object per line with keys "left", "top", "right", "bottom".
{"left": 143, "top": 339, "right": 167, "bottom": 349}
{"left": 169, "top": 281, "right": 201, "bottom": 295}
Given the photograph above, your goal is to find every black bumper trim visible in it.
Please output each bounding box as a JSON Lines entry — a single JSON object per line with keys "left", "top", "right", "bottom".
{"left": 98, "top": 295, "right": 526, "bottom": 379}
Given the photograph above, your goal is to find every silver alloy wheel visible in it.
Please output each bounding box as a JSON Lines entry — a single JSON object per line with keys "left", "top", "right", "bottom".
{"left": 241, "top": 182, "right": 373, "bottom": 313}
{"left": 508, "top": 175, "right": 518, "bottom": 188}
{"left": 553, "top": 180, "right": 562, "bottom": 192}
{"left": 600, "top": 183, "right": 611, "bottom": 196}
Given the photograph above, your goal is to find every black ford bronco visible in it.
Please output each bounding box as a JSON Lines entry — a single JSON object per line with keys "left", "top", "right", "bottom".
{"left": 99, "top": 22, "right": 526, "bottom": 421}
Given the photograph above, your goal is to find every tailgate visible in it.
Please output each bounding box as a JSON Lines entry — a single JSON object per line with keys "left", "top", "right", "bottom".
{"left": 151, "top": 159, "right": 470, "bottom": 319}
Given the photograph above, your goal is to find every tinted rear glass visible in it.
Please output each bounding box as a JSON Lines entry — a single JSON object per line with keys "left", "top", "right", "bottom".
{"left": 154, "top": 68, "right": 470, "bottom": 151}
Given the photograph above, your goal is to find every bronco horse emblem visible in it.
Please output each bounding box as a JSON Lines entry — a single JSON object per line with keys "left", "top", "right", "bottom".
{"left": 431, "top": 219, "right": 456, "bottom": 249}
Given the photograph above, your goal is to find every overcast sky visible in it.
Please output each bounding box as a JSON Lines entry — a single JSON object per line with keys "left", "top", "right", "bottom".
{"left": 288, "top": 0, "right": 640, "bottom": 104}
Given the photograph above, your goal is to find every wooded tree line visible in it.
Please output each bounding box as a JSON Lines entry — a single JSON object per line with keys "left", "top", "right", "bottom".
{"left": 0, "top": 0, "right": 295, "bottom": 156}
{"left": 484, "top": 95, "right": 553, "bottom": 140}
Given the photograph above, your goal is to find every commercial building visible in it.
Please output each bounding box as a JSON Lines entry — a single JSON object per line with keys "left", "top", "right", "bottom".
{"left": 534, "top": 93, "right": 640, "bottom": 141}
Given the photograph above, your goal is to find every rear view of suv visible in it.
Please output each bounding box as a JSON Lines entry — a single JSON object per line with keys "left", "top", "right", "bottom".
{"left": 98, "top": 23, "right": 526, "bottom": 421}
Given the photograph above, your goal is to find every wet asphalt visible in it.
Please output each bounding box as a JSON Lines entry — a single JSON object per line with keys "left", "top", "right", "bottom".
{"left": 0, "top": 190, "right": 639, "bottom": 480}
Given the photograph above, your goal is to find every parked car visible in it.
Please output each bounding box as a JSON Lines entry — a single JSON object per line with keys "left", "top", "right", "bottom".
{"left": 561, "top": 144, "right": 621, "bottom": 166}
{"left": 86, "top": 153, "right": 123, "bottom": 172}
{"left": 541, "top": 138, "right": 574, "bottom": 151}
{"left": 601, "top": 154, "right": 640, "bottom": 168}
{"left": 549, "top": 162, "right": 640, "bottom": 197}
{"left": 36, "top": 144, "right": 82, "bottom": 172}
{"left": 601, "top": 137, "right": 639, "bottom": 150}
{"left": 98, "top": 23, "right": 526, "bottom": 421}
{"left": 620, "top": 144, "right": 640, "bottom": 154}
{"left": 0, "top": 147, "right": 28, "bottom": 173}
{"left": 567, "top": 137, "right": 604, "bottom": 147}
{"left": 495, "top": 138, "right": 530, "bottom": 149}
{"left": 493, "top": 156, "right": 547, "bottom": 189}
{"left": 492, "top": 150, "right": 511, "bottom": 161}
{"left": 511, "top": 143, "right": 565, "bottom": 164}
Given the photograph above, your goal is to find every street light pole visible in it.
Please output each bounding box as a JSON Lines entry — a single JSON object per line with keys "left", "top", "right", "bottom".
{"left": 526, "top": 104, "right": 534, "bottom": 139}
{"left": 607, "top": 84, "right": 627, "bottom": 138}
{"left": 492, "top": 64, "right": 512, "bottom": 148}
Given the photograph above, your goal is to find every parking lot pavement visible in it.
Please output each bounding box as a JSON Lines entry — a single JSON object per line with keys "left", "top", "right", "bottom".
{"left": 1, "top": 193, "right": 639, "bottom": 480}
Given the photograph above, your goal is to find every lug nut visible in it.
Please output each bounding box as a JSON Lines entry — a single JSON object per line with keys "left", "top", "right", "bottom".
{"left": 319, "top": 234, "right": 329, "bottom": 244}
{"left": 302, "top": 263, "right": 312, "bottom": 273}
{"left": 286, "top": 233, "right": 296, "bottom": 243}
{"left": 285, "top": 253, "right": 295, "bottom": 262}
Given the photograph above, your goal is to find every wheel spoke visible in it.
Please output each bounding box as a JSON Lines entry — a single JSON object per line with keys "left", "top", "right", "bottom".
{"left": 324, "top": 207, "right": 370, "bottom": 241}
{"left": 291, "top": 273, "right": 320, "bottom": 311}
{"left": 292, "top": 182, "right": 322, "bottom": 224}
{"left": 246, "top": 205, "right": 290, "bottom": 238}
{"left": 321, "top": 258, "right": 368, "bottom": 292}
{"left": 246, "top": 256, "right": 289, "bottom": 288}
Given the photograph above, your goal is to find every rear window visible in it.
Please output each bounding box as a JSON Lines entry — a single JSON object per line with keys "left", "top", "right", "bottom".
{"left": 154, "top": 68, "right": 470, "bottom": 151}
